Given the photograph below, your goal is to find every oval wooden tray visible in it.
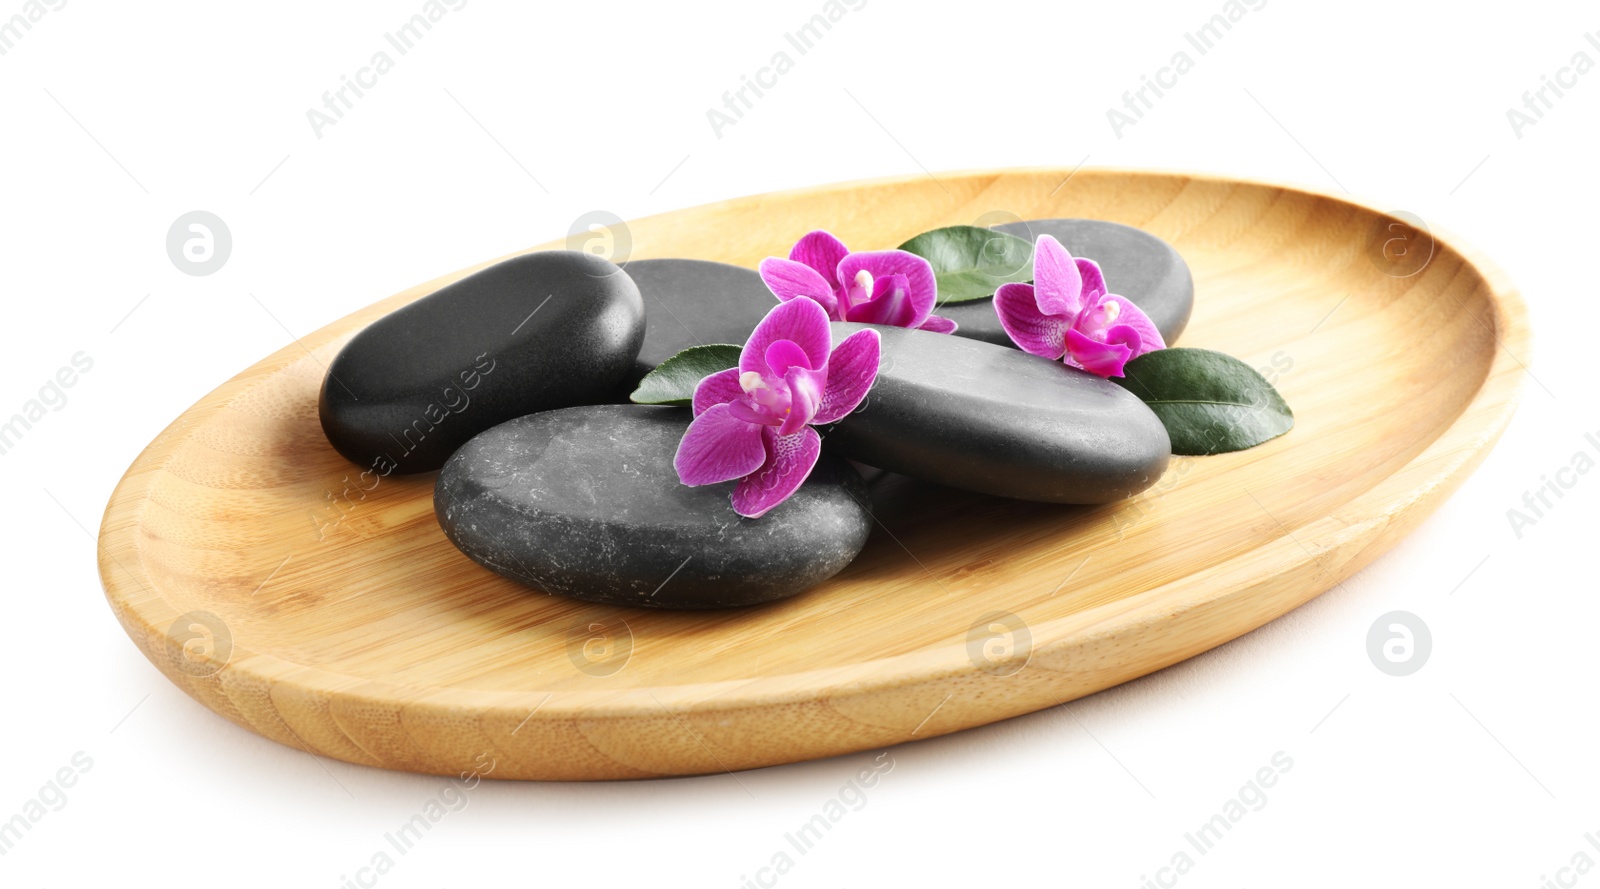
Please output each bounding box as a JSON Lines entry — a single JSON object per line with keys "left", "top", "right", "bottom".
{"left": 97, "top": 169, "right": 1528, "bottom": 780}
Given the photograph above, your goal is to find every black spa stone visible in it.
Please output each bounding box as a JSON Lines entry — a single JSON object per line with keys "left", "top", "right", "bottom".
{"left": 622, "top": 259, "right": 777, "bottom": 391}
{"left": 319, "top": 251, "right": 645, "bottom": 474}
{"left": 941, "top": 218, "right": 1193, "bottom": 348}
{"left": 434, "top": 405, "right": 873, "bottom": 609}
{"left": 824, "top": 324, "right": 1170, "bottom": 504}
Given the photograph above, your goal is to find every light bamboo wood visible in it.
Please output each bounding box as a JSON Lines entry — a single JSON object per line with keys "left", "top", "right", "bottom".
{"left": 97, "top": 169, "right": 1529, "bottom": 780}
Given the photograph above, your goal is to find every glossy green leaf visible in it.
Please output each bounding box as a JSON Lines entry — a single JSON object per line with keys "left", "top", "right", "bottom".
{"left": 898, "top": 225, "right": 1034, "bottom": 305}
{"left": 629, "top": 344, "right": 742, "bottom": 407}
{"left": 1114, "top": 348, "right": 1294, "bottom": 456}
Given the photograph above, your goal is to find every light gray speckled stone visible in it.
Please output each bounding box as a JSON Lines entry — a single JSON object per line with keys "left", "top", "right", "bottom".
{"left": 435, "top": 405, "right": 872, "bottom": 609}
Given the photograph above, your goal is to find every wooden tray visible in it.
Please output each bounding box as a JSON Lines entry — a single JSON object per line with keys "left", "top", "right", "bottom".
{"left": 97, "top": 169, "right": 1528, "bottom": 780}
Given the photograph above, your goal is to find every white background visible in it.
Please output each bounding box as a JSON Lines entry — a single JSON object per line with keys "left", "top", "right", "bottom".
{"left": 2, "top": 0, "right": 1596, "bottom": 885}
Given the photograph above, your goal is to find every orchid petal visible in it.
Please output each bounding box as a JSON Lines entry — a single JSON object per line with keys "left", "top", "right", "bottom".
{"left": 758, "top": 257, "right": 840, "bottom": 318}
{"left": 1099, "top": 294, "right": 1167, "bottom": 355}
{"left": 691, "top": 367, "right": 744, "bottom": 417}
{"left": 915, "top": 314, "right": 958, "bottom": 335}
{"left": 741, "top": 299, "right": 833, "bottom": 376}
{"left": 764, "top": 339, "right": 814, "bottom": 375}
{"left": 812, "top": 329, "right": 880, "bottom": 424}
{"left": 1031, "top": 235, "right": 1084, "bottom": 317}
{"left": 789, "top": 230, "right": 850, "bottom": 293}
{"left": 994, "top": 281, "right": 1069, "bottom": 360}
{"left": 1064, "top": 329, "right": 1136, "bottom": 378}
{"left": 674, "top": 403, "right": 767, "bottom": 486}
{"left": 730, "top": 426, "right": 822, "bottom": 519}
{"left": 1076, "top": 258, "right": 1108, "bottom": 301}
{"left": 780, "top": 366, "right": 824, "bottom": 435}
{"left": 836, "top": 250, "right": 936, "bottom": 327}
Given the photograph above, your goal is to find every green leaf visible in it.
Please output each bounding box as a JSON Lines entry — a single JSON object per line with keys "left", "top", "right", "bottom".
{"left": 898, "top": 225, "right": 1034, "bottom": 305}
{"left": 1114, "top": 348, "right": 1294, "bottom": 456}
{"left": 629, "top": 344, "right": 742, "bottom": 406}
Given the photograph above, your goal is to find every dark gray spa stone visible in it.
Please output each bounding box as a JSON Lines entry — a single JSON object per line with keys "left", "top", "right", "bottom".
{"left": 941, "top": 218, "right": 1193, "bottom": 348}
{"left": 621, "top": 259, "right": 778, "bottom": 392}
{"left": 434, "top": 405, "right": 873, "bottom": 609}
{"left": 320, "top": 251, "right": 645, "bottom": 474}
{"left": 824, "top": 324, "right": 1170, "bottom": 504}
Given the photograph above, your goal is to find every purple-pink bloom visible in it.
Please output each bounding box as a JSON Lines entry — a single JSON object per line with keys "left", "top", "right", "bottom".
{"left": 674, "top": 298, "right": 880, "bottom": 519}
{"left": 758, "top": 230, "right": 958, "bottom": 334}
{"left": 994, "top": 234, "right": 1166, "bottom": 378}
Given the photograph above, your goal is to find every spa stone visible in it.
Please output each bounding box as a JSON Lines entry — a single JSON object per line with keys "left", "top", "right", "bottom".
{"left": 319, "top": 251, "right": 645, "bottom": 474}
{"left": 435, "top": 405, "right": 873, "bottom": 609}
{"left": 824, "top": 324, "right": 1171, "bottom": 504}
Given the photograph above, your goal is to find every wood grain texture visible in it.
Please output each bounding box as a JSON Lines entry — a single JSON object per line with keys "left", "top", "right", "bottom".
{"left": 97, "top": 169, "right": 1529, "bottom": 781}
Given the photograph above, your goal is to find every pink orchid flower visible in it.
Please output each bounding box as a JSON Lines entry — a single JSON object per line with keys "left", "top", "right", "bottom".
{"left": 994, "top": 234, "right": 1166, "bottom": 378}
{"left": 757, "top": 230, "right": 958, "bottom": 334}
{"left": 674, "top": 298, "right": 881, "bottom": 519}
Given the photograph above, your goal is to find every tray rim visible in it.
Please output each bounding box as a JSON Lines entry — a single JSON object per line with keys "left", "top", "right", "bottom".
{"left": 96, "top": 166, "right": 1529, "bottom": 771}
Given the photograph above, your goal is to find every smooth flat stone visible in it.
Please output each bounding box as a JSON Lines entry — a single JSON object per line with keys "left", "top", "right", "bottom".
{"left": 942, "top": 218, "right": 1193, "bottom": 348}
{"left": 825, "top": 324, "right": 1170, "bottom": 504}
{"left": 320, "top": 251, "right": 644, "bottom": 474}
{"left": 435, "top": 405, "right": 872, "bottom": 609}
{"left": 622, "top": 259, "right": 777, "bottom": 392}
